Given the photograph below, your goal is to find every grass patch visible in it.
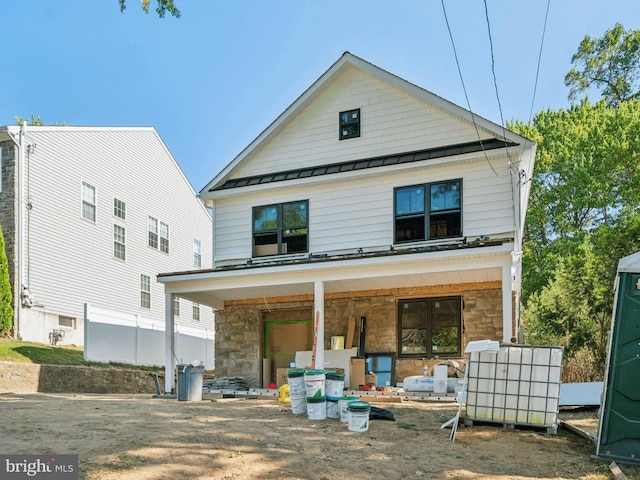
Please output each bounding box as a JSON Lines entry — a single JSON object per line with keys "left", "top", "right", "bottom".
{"left": 0, "top": 338, "right": 162, "bottom": 371}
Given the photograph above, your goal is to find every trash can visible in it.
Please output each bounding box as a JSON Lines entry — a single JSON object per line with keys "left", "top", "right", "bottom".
{"left": 176, "top": 364, "right": 205, "bottom": 401}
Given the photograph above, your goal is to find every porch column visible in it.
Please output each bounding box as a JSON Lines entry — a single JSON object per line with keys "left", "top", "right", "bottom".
{"left": 502, "top": 262, "right": 513, "bottom": 343}
{"left": 314, "top": 280, "right": 325, "bottom": 369}
{"left": 164, "top": 292, "right": 176, "bottom": 394}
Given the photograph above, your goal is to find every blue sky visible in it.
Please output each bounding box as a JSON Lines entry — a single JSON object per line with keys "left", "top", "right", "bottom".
{"left": 2, "top": 1, "right": 639, "bottom": 191}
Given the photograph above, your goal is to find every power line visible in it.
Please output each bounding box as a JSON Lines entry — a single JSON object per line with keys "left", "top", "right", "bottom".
{"left": 440, "top": 0, "right": 500, "bottom": 177}
{"left": 528, "top": 0, "right": 551, "bottom": 126}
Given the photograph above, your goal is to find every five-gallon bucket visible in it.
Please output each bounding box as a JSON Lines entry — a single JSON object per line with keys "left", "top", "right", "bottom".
{"left": 325, "top": 371, "right": 345, "bottom": 400}
{"left": 347, "top": 401, "right": 371, "bottom": 432}
{"left": 304, "top": 370, "right": 326, "bottom": 399}
{"left": 326, "top": 398, "right": 340, "bottom": 419}
{"left": 338, "top": 396, "right": 360, "bottom": 423}
{"left": 287, "top": 369, "right": 306, "bottom": 395}
{"left": 290, "top": 393, "right": 307, "bottom": 415}
{"left": 306, "top": 396, "right": 327, "bottom": 420}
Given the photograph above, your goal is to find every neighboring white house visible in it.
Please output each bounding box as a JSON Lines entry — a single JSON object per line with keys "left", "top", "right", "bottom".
{"left": 158, "top": 52, "right": 536, "bottom": 391}
{"left": 0, "top": 125, "right": 214, "bottom": 366}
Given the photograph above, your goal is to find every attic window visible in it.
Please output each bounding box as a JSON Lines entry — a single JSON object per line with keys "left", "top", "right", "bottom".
{"left": 339, "top": 109, "right": 360, "bottom": 140}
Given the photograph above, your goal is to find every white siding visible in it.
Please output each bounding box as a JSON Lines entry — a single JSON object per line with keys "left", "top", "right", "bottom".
{"left": 20, "top": 128, "right": 213, "bottom": 338}
{"left": 231, "top": 66, "right": 491, "bottom": 179}
{"left": 213, "top": 154, "right": 515, "bottom": 262}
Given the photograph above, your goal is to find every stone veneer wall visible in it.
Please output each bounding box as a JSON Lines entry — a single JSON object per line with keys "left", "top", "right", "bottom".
{"left": 0, "top": 361, "right": 157, "bottom": 394}
{"left": 216, "top": 282, "right": 506, "bottom": 387}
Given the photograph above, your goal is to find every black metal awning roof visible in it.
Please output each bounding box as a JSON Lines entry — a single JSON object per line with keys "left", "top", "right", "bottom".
{"left": 211, "top": 138, "right": 517, "bottom": 191}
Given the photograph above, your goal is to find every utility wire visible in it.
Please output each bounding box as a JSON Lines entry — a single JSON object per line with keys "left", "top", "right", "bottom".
{"left": 441, "top": 0, "right": 499, "bottom": 177}
{"left": 528, "top": 0, "right": 551, "bottom": 126}
{"left": 483, "top": 0, "right": 515, "bottom": 169}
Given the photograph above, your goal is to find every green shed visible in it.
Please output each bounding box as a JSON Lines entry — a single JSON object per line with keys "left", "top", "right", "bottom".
{"left": 595, "top": 250, "right": 640, "bottom": 465}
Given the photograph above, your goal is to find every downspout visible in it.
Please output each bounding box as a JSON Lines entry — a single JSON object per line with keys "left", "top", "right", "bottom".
{"left": 15, "top": 122, "right": 26, "bottom": 339}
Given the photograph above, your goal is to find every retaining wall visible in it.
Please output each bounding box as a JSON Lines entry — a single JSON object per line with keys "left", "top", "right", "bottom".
{"left": 0, "top": 361, "right": 157, "bottom": 394}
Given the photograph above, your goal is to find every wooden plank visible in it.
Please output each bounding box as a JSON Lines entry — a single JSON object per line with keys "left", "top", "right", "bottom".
{"left": 346, "top": 315, "right": 356, "bottom": 348}
{"left": 609, "top": 462, "right": 628, "bottom": 480}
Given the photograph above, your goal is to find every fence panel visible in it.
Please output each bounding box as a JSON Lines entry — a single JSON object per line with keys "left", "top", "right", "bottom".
{"left": 84, "top": 304, "right": 214, "bottom": 369}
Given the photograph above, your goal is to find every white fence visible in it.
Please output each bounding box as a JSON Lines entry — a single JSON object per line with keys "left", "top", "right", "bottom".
{"left": 83, "top": 304, "right": 214, "bottom": 369}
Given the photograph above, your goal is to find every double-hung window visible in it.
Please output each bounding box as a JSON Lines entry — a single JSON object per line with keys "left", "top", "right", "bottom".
{"left": 193, "top": 239, "right": 202, "bottom": 267}
{"left": 114, "top": 198, "right": 126, "bottom": 220}
{"left": 253, "top": 200, "right": 308, "bottom": 257}
{"left": 81, "top": 182, "right": 96, "bottom": 222}
{"left": 140, "top": 274, "right": 151, "bottom": 309}
{"left": 160, "top": 221, "right": 169, "bottom": 253}
{"left": 148, "top": 217, "right": 158, "bottom": 249}
{"left": 394, "top": 179, "right": 461, "bottom": 243}
{"left": 113, "top": 224, "right": 126, "bottom": 261}
{"left": 398, "top": 297, "right": 462, "bottom": 357}
{"left": 192, "top": 302, "right": 200, "bottom": 321}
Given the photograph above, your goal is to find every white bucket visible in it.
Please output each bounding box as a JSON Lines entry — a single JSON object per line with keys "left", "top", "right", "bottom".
{"left": 306, "top": 397, "right": 327, "bottom": 420}
{"left": 347, "top": 401, "right": 371, "bottom": 432}
{"left": 304, "top": 370, "right": 326, "bottom": 399}
{"left": 339, "top": 396, "right": 360, "bottom": 423}
{"left": 290, "top": 393, "right": 307, "bottom": 415}
{"left": 287, "top": 369, "right": 306, "bottom": 395}
{"left": 325, "top": 371, "right": 345, "bottom": 400}
{"left": 326, "top": 399, "right": 340, "bottom": 419}
{"left": 434, "top": 365, "right": 448, "bottom": 394}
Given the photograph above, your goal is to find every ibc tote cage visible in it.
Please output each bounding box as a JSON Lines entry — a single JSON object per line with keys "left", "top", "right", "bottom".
{"left": 464, "top": 345, "right": 564, "bottom": 434}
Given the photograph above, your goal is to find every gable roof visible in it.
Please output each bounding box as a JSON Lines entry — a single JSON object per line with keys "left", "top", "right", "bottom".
{"left": 200, "top": 52, "right": 531, "bottom": 196}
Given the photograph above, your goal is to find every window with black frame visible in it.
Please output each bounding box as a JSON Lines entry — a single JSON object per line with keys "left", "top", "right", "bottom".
{"left": 253, "top": 200, "right": 308, "bottom": 257}
{"left": 339, "top": 108, "right": 360, "bottom": 140}
{"left": 398, "top": 297, "right": 461, "bottom": 357}
{"left": 394, "top": 179, "right": 461, "bottom": 243}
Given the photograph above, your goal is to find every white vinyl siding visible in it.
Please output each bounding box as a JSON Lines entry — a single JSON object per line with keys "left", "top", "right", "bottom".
{"left": 13, "top": 127, "right": 213, "bottom": 338}
{"left": 231, "top": 66, "right": 490, "bottom": 180}
{"left": 212, "top": 155, "right": 514, "bottom": 262}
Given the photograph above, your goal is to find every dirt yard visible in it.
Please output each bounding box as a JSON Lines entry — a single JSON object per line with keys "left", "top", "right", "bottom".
{"left": 0, "top": 392, "right": 637, "bottom": 480}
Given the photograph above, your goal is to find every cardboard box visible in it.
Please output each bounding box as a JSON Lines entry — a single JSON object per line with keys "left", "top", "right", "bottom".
{"left": 350, "top": 358, "right": 365, "bottom": 389}
{"left": 365, "top": 373, "right": 378, "bottom": 386}
{"left": 276, "top": 368, "right": 289, "bottom": 387}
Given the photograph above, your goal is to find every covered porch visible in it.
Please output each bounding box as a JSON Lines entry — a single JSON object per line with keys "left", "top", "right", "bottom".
{"left": 158, "top": 241, "right": 517, "bottom": 393}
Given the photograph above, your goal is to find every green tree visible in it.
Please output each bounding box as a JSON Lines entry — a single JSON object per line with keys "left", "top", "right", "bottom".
{"left": 15, "top": 115, "right": 66, "bottom": 126}
{"left": 118, "top": 0, "right": 180, "bottom": 18}
{"left": 565, "top": 23, "right": 640, "bottom": 107}
{"left": 511, "top": 100, "right": 640, "bottom": 300}
{"left": 0, "top": 226, "right": 13, "bottom": 335}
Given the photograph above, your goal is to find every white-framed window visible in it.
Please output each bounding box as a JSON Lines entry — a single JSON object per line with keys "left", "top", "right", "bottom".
{"left": 58, "top": 316, "right": 76, "bottom": 329}
{"left": 114, "top": 198, "right": 126, "bottom": 220}
{"left": 160, "top": 221, "right": 169, "bottom": 253}
{"left": 173, "top": 297, "right": 180, "bottom": 317}
{"left": 192, "top": 302, "right": 200, "bottom": 321}
{"left": 140, "top": 274, "right": 151, "bottom": 309}
{"left": 193, "top": 239, "right": 202, "bottom": 267}
{"left": 148, "top": 216, "right": 158, "bottom": 249}
{"left": 81, "top": 181, "right": 96, "bottom": 222}
{"left": 114, "top": 224, "right": 126, "bottom": 261}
